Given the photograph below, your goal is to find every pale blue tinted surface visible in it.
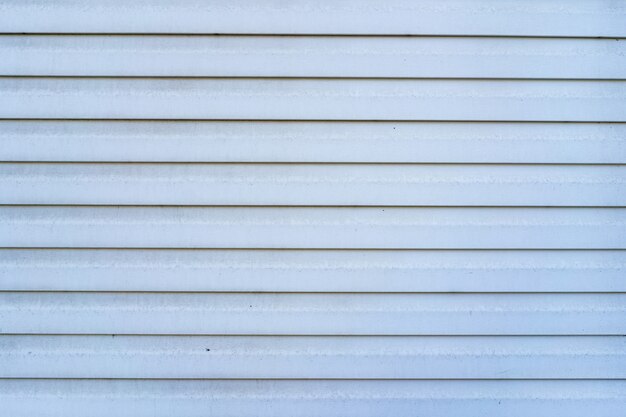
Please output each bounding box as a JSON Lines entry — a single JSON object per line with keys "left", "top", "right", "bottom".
{"left": 0, "top": 1, "right": 625, "bottom": 416}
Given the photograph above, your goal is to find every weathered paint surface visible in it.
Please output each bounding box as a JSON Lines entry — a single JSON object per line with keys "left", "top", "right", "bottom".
{"left": 1, "top": 1, "right": 625, "bottom": 416}
{"left": 2, "top": 36, "right": 624, "bottom": 78}
{"left": 2, "top": 249, "right": 624, "bottom": 292}
{"left": 2, "top": 78, "right": 625, "bottom": 121}
{"left": 0, "top": 0, "right": 624, "bottom": 36}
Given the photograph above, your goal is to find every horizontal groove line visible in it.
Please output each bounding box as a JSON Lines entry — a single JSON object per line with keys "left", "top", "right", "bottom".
{"left": 2, "top": 291, "right": 624, "bottom": 295}
{"left": 2, "top": 75, "right": 626, "bottom": 82}
{"left": 2, "top": 161, "right": 625, "bottom": 167}
{"left": 3, "top": 118, "right": 620, "bottom": 124}
{"left": 0, "top": 33, "right": 624, "bottom": 40}
{"left": 1, "top": 334, "right": 622, "bottom": 338}
{"left": 2, "top": 248, "right": 624, "bottom": 251}
{"left": 0, "top": 378, "right": 624, "bottom": 381}
{"left": 2, "top": 334, "right": 624, "bottom": 338}
{"left": 5, "top": 203, "right": 626, "bottom": 208}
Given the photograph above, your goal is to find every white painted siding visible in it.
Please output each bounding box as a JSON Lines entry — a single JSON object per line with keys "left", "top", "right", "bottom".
{"left": 2, "top": 36, "right": 624, "bottom": 79}
{"left": 2, "top": 121, "right": 625, "bottom": 163}
{"left": 0, "top": 1, "right": 625, "bottom": 416}
{"left": 3, "top": 78, "right": 625, "bottom": 121}
{"left": 3, "top": 164, "right": 626, "bottom": 206}
{"left": 1, "top": 0, "right": 624, "bottom": 36}
{"left": 2, "top": 336, "right": 626, "bottom": 378}
{"left": 2, "top": 380, "right": 624, "bottom": 417}
{"left": 2, "top": 293, "right": 625, "bottom": 335}
{"left": 2, "top": 250, "right": 625, "bottom": 292}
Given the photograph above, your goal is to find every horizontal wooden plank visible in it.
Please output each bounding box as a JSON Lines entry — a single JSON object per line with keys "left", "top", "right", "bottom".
{"left": 1, "top": 293, "right": 624, "bottom": 335}
{"left": 3, "top": 380, "right": 626, "bottom": 417}
{"left": 2, "top": 78, "right": 625, "bottom": 121}
{"left": 1, "top": 207, "right": 624, "bottom": 249}
{"left": 0, "top": 0, "right": 624, "bottom": 37}
{"left": 2, "top": 380, "right": 624, "bottom": 417}
{"left": 1, "top": 335, "right": 624, "bottom": 378}
{"left": 2, "top": 249, "right": 624, "bottom": 293}
{"left": 3, "top": 121, "right": 625, "bottom": 163}
{"left": 2, "top": 36, "right": 624, "bottom": 79}
{"left": 2, "top": 163, "right": 624, "bottom": 206}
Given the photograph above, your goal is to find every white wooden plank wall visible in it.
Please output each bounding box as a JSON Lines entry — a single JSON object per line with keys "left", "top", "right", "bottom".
{"left": 0, "top": 1, "right": 625, "bottom": 416}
